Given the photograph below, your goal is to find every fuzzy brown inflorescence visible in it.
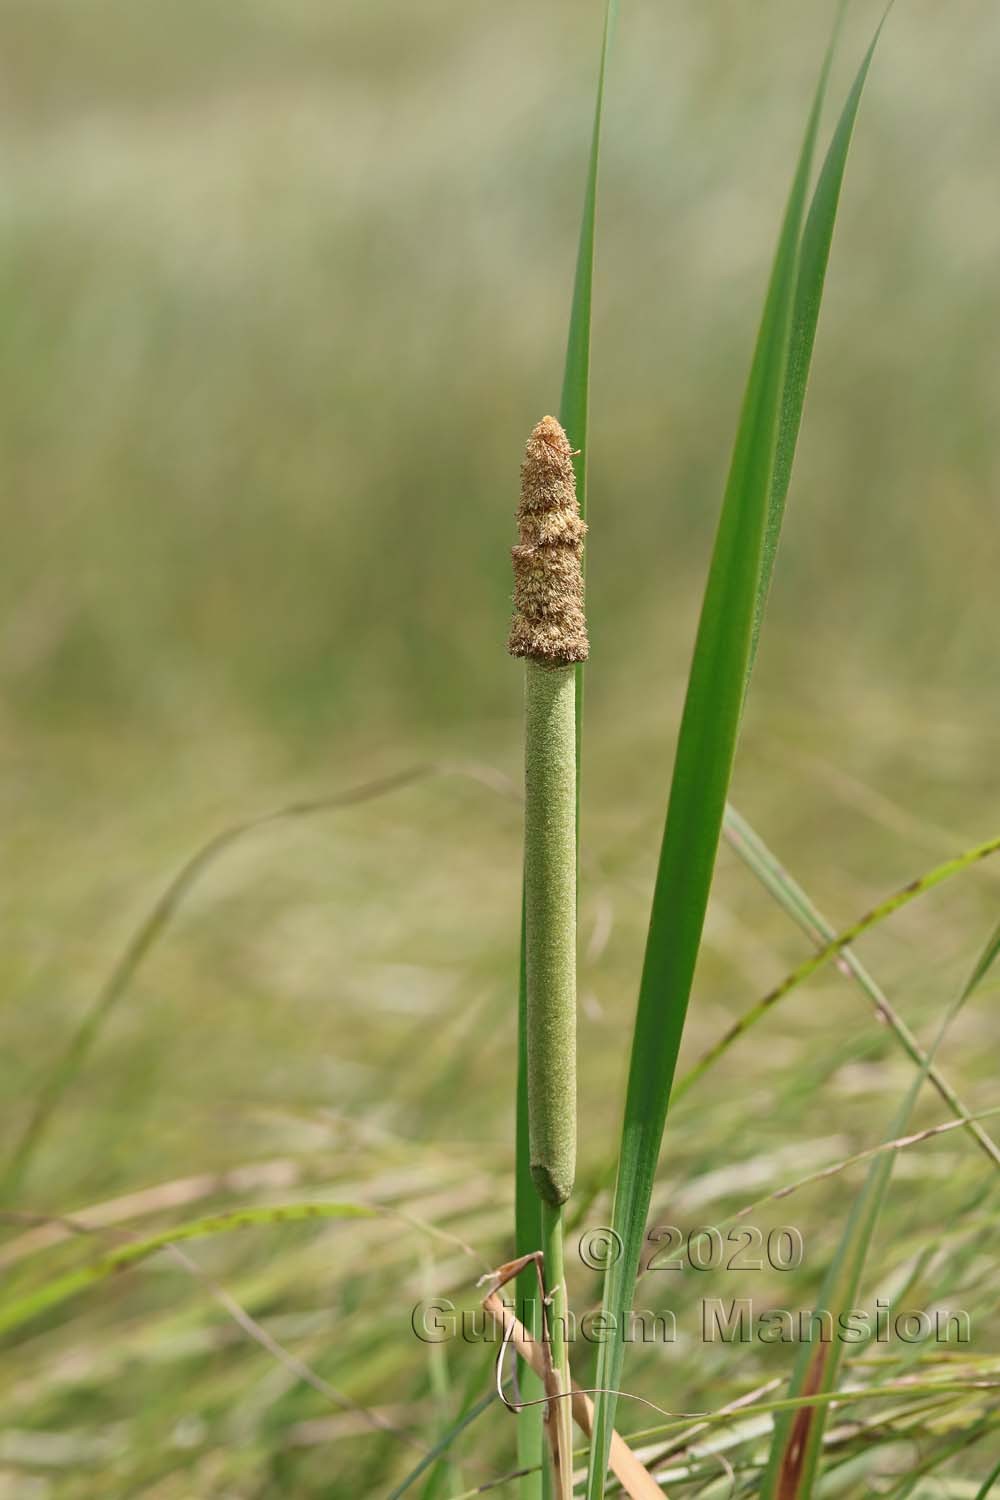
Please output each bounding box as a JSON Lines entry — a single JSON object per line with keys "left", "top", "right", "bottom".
{"left": 508, "top": 416, "right": 589, "bottom": 666}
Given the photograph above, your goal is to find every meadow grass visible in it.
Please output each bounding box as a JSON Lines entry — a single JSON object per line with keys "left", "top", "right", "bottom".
{"left": 3, "top": 3, "right": 1000, "bottom": 1498}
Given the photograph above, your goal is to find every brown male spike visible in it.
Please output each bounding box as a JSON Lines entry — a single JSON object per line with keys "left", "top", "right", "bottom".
{"left": 508, "top": 416, "right": 589, "bottom": 666}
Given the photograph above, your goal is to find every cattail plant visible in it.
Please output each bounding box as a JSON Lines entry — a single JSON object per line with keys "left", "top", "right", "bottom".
{"left": 509, "top": 415, "right": 588, "bottom": 1498}
{"left": 14, "top": 10, "right": 992, "bottom": 1500}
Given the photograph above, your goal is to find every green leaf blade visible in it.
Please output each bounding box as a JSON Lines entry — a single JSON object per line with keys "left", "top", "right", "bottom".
{"left": 585, "top": 28, "right": 836, "bottom": 1494}
{"left": 562, "top": 0, "right": 617, "bottom": 777}
{"left": 560, "top": 0, "right": 618, "bottom": 527}
{"left": 0, "top": 1201, "right": 375, "bottom": 1341}
{"left": 750, "top": 6, "right": 890, "bottom": 673}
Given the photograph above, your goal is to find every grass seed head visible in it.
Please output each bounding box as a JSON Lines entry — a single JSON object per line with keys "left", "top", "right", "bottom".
{"left": 508, "top": 416, "right": 589, "bottom": 666}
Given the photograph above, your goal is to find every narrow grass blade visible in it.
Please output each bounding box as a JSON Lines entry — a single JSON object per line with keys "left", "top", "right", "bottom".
{"left": 4, "top": 759, "right": 520, "bottom": 1203}
{"left": 0, "top": 1201, "right": 374, "bottom": 1339}
{"left": 961, "top": 920, "right": 1000, "bottom": 999}
{"left": 650, "top": 1376, "right": 1000, "bottom": 1432}
{"left": 881, "top": 1421, "right": 995, "bottom": 1500}
{"left": 749, "top": 5, "right": 891, "bottom": 673}
{"left": 1, "top": 766, "right": 433, "bottom": 1200}
{"left": 585, "top": 25, "right": 838, "bottom": 1494}
{"left": 744, "top": 1104, "right": 1000, "bottom": 1222}
{"left": 561, "top": 0, "right": 617, "bottom": 774}
{"left": 759, "top": 918, "right": 1000, "bottom": 1499}
{"left": 559, "top": 0, "right": 617, "bottom": 520}
{"left": 676, "top": 830, "right": 1000, "bottom": 1101}
{"left": 419, "top": 1251, "right": 464, "bottom": 1499}
{"left": 724, "top": 803, "right": 1000, "bottom": 1165}
{"left": 975, "top": 1459, "right": 1000, "bottom": 1500}
{"left": 387, "top": 1389, "right": 497, "bottom": 1500}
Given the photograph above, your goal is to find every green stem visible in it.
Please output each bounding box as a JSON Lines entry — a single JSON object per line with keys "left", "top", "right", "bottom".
{"left": 523, "top": 658, "right": 577, "bottom": 1498}
{"left": 523, "top": 661, "right": 577, "bottom": 1209}
{"left": 541, "top": 1199, "right": 574, "bottom": 1500}
{"left": 516, "top": 897, "right": 545, "bottom": 1500}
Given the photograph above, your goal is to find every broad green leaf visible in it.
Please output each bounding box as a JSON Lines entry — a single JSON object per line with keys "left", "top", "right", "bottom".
{"left": 748, "top": 8, "right": 891, "bottom": 676}
{"left": 759, "top": 917, "right": 1000, "bottom": 1499}
{"left": 585, "top": 20, "right": 839, "bottom": 1494}
{"left": 0, "top": 1201, "right": 374, "bottom": 1340}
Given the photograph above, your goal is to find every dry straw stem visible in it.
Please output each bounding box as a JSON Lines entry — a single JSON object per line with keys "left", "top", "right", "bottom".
{"left": 482, "top": 1292, "right": 663, "bottom": 1500}
{"left": 541, "top": 1201, "right": 576, "bottom": 1500}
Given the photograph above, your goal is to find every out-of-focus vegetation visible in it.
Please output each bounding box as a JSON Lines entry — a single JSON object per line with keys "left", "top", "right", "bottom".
{"left": 2, "top": 2, "right": 1000, "bottom": 1495}
{"left": 3, "top": 0, "right": 1000, "bottom": 734}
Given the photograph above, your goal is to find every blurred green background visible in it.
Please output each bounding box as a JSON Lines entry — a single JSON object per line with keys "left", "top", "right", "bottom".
{"left": 3, "top": 1, "right": 1000, "bottom": 1495}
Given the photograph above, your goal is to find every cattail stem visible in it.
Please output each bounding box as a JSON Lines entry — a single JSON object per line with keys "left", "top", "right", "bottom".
{"left": 510, "top": 414, "right": 587, "bottom": 1204}
{"left": 541, "top": 1199, "right": 574, "bottom": 1500}
{"left": 510, "top": 415, "right": 586, "bottom": 1500}
{"left": 524, "top": 660, "right": 577, "bottom": 1206}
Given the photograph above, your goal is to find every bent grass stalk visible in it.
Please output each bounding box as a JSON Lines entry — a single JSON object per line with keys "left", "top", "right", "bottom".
{"left": 676, "top": 828, "right": 1000, "bottom": 1103}
{"left": 723, "top": 803, "right": 1000, "bottom": 1166}
{"left": 510, "top": 415, "right": 588, "bottom": 1499}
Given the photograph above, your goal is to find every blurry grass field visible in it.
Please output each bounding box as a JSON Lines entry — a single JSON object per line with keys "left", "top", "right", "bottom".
{"left": 3, "top": 1, "right": 1000, "bottom": 1495}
